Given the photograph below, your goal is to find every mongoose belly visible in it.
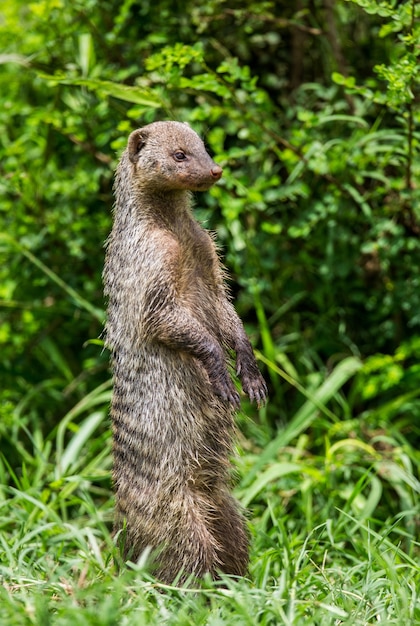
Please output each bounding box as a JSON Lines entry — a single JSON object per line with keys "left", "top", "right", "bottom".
{"left": 111, "top": 343, "right": 235, "bottom": 487}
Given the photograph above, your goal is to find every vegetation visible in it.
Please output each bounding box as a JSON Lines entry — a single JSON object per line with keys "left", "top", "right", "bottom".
{"left": 1, "top": 0, "right": 419, "bottom": 623}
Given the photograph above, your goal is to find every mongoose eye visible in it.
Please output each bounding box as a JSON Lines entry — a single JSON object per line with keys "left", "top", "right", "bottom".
{"left": 173, "top": 151, "right": 187, "bottom": 162}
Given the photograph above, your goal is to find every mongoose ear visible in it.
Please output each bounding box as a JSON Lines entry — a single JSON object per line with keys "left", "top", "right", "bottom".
{"left": 128, "top": 129, "right": 147, "bottom": 163}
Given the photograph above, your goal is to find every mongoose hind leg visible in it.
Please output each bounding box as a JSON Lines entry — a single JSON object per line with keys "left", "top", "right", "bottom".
{"left": 116, "top": 485, "right": 224, "bottom": 584}
{"left": 165, "top": 488, "right": 249, "bottom": 583}
{"left": 208, "top": 491, "right": 249, "bottom": 578}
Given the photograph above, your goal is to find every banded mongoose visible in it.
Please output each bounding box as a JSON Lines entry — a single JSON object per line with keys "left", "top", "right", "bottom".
{"left": 103, "top": 121, "right": 268, "bottom": 583}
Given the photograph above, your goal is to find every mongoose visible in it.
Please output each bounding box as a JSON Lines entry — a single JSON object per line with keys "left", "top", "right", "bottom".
{"left": 103, "top": 121, "right": 267, "bottom": 583}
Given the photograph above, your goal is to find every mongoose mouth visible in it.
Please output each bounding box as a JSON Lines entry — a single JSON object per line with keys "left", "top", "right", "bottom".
{"left": 190, "top": 181, "right": 219, "bottom": 192}
{"left": 191, "top": 166, "right": 223, "bottom": 191}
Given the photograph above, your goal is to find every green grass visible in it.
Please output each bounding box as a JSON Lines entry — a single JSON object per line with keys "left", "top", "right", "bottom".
{"left": 1, "top": 358, "right": 420, "bottom": 625}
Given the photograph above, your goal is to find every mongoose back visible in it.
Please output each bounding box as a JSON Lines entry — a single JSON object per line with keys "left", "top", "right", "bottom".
{"left": 103, "top": 121, "right": 267, "bottom": 583}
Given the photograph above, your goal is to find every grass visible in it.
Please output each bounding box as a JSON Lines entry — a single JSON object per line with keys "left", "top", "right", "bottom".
{"left": 1, "top": 357, "right": 420, "bottom": 625}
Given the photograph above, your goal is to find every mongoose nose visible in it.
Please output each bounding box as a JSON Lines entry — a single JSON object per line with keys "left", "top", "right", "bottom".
{"left": 211, "top": 165, "right": 223, "bottom": 180}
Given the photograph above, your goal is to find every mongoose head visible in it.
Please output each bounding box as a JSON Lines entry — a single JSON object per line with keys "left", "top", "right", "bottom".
{"left": 126, "top": 121, "right": 223, "bottom": 192}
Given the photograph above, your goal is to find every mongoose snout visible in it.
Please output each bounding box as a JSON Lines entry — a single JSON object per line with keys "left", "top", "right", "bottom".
{"left": 210, "top": 164, "right": 223, "bottom": 180}
{"left": 103, "top": 120, "right": 267, "bottom": 584}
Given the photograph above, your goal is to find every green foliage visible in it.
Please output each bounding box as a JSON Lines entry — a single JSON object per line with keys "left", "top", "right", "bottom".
{"left": 1, "top": 0, "right": 420, "bottom": 622}
{"left": 1, "top": 374, "right": 420, "bottom": 623}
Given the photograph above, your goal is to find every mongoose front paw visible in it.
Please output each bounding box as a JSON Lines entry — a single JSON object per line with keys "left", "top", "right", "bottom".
{"left": 239, "top": 372, "right": 268, "bottom": 408}
{"left": 236, "top": 352, "right": 268, "bottom": 407}
{"left": 212, "top": 373, "right": 241, "bottom": 408}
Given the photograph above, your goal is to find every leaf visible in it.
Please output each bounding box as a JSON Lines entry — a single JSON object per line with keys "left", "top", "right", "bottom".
{"left": 378, "top": 461, "right": 420, "bottom": 494}
{"left": 284, "top": 357, "right": 361, "bottom": 442}
{"left": 0, "top": 53, "right": 30, "bottom": 66}
{"left": 55, "top": 380, "right": 112, "bottom": 479}
{"left": 242, "top": 357, "right": 362, "bottom": 486}
{"left": 38, "top": 74, "right": 163, "bottom": 107}
{"left": 0, "top": 233, "right": 104, "bottom": 322}
{"left": 317, "top": 114, "right": 369, "bottom": 127}
{"left": 59, "top": 411, "right": 107, "bottom": 476}
{"left": 239, "top": 462, "right": 302, "bottom": 507}
{"left": 343, "top": 183, "right": 372, "bottom": 218}
{"left": 78, "top": 33, "right": 95, "bottom": 77}
{"left": 327, "top": 438, "right": 378, "bottom": 460}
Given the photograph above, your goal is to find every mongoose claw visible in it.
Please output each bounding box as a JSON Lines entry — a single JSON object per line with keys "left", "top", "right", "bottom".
{"left": 214, "top": 377, "right": 241, "bottom": 408}
{"left": 229, "top": 391, "right": 242, "bottom": 409}
{"left": 242, "top": 374, "right": 268, "bottom": 408}
{"left": 236, "top": 351, "right": 268, "bottom": 407}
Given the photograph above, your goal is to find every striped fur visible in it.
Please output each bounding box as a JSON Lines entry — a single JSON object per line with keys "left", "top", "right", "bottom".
{"left": 103, "top": 122, "right": 267, "bottom": 583}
